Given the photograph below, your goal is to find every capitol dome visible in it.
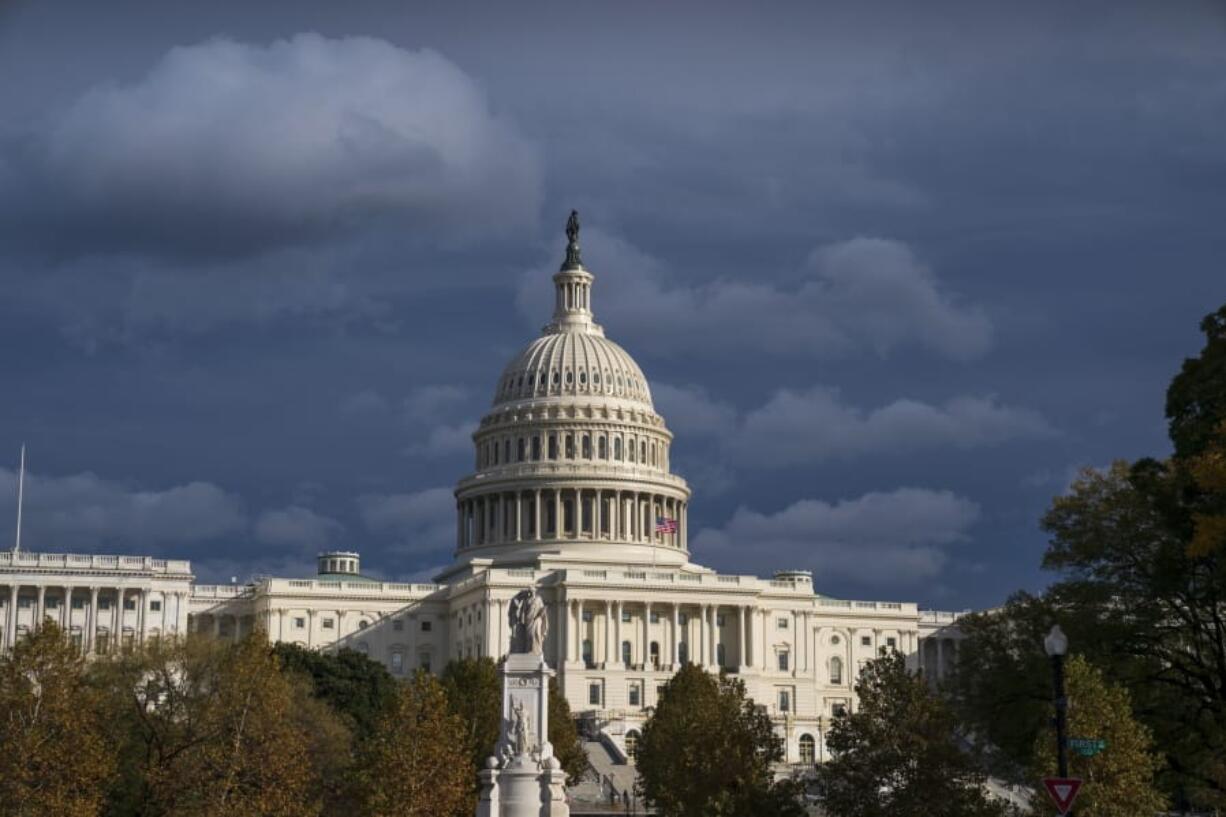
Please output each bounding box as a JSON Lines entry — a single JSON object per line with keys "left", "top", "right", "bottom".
{"left": 449, "top": 211, "right": 691, "bottom": 574}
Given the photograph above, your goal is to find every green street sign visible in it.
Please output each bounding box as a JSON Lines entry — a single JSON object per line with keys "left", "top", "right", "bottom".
{"left": 1068, "top": 738, "right": 1106, "bottom": 757}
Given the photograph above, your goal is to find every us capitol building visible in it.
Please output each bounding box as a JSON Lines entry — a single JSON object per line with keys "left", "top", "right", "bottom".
{"left": 0, "top": 215, "right": 967, "bottom": 768}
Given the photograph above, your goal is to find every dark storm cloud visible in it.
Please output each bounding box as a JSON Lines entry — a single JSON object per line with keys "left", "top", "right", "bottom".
{"left": 0, "top": 33, "right": 541, "bottom": 260}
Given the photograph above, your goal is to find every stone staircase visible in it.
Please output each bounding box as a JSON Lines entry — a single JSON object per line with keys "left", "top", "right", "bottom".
{"left": 569, "top": 739, "right": 641, "bottom": 809}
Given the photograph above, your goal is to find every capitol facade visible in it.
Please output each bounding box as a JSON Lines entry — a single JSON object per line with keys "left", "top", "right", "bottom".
{"left": 0, "top": 216, "right": 966, "bottom": 769}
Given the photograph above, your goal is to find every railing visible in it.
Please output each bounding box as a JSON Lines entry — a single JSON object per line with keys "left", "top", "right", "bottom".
{"left": 0, "top": 551, "right": 192, "bottom": 574}
{"left": 919, "top": 609, "right": 971, "bottom": 625}
{"left": 261, "top": 579, "right": 440, "bottom": 595}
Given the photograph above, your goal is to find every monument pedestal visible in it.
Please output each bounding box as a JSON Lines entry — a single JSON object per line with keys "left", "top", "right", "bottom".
{"left": 476, "top": 636, "right": 569, "bottom": 816}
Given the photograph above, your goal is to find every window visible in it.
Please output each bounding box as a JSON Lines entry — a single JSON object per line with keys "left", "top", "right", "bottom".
{"left": 589, "top": 682, "right": 602, "bottom": 706}
{"left": 778, "top": 651, "right": 790, "bottom": 672}
{"left": 390, "top": 651, "right": 404, "bottom": 674}
{"left": 622, "top": 641, "right": 632, "bottom": 665}
{"left": 548, "top": 434, "right": 558, "bottom": 460}
{"left": 678, "top": 612, "right": 688, "bottom": 625}
{"left": 517, "top": 438, "right": 525, "bottom": 461}
{"left": 887, "top": 637, "right": 897, "bottom": 649}
{"left": 46, "top": 597, "right": 59, "bottom": 610}
{"left": 830, "top": 657, "right": 843, "bottom": 685}
{"left": 582, "top": 639, "right": 594, "bottom": 667}
{"left": 625, "top": 731, "right": 640, "bottom": 761}
{"left": 504, "top": 439, "right": 511, "bottom": 463}
{"left": 99, "top": 598, "right": 111, "bottom": 610}
{"left": 778, "top": 690, "right": 791, "bottom": 713}
{"left": 650, "top": 612, "right": 660, "bottom": 624}
{"left": 628, "top": 439, "right": 636, "bottom": 462}
{"left": 628, "top": 683, "right": 641, "bottom": 707}
{"left": 421, "top": 620, "right": 433, "bottom": 632}
{"left": 393, "top": 618, "right": 404, "bottom": 631}
{"left": 75, "top": 597, "right": 87, "bottom": 610}
{"left": 649, "top": 641, "right": 660, "bottom": 665}
{"left": 621, "top": 610, "right": 632, "bottom": 623}
{"left": 830, "top": 635, "right": 840, "bottom": 645}
{"left": 582, "top": 435, "right": 591, "bottom": 458}
{"left": 294, "top": 617, "right": 306, "bottom": 629}
{"left": 565, "top": 434, "right": 575, "bottom": 458}
{"left": 532, "top": 436, "right": 541, "bottom": 461}
{"left": 420, "top": 654, "right": 432, "bottom": 673}
{"left": 641, "top": 441, "right": 647, "bottom": 462}
{"left": 598, "top": 436, "right": 607, "bottom": 459}
{"left": 582, "top": 609, "right": 594, "bottom": 623}
{"left": 777, "top": 617, "right": 789, "bottom": 629}
{"left": 614, "top": 437, "right": 622, "bottom": 460}
{"left": 717, "top": 614, "right": 725, "bottom": 627}
{"left": 832, "top": 702, "right": 848, "bottom": 717}
{"left": 717, "top": 643, "right": 726, "bottom": 667}
{"left": 322, "top": 618, "right": 335, "bottom": 629}
{"left": 678, "top": 642, "right": 688, "bottom": 664}
{"left": 799, "top": 734, "right": 816, "bottom": 765}
{"left": 123, "top": 597, "right": 135, "bottom": 611}
{"left": 861, "top": 636, "right": 872, "bottom": 647}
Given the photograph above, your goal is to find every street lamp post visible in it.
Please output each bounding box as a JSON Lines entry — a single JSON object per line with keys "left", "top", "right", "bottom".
{"left": 1045, "top": 624, "right": 1071, "bottom": 811}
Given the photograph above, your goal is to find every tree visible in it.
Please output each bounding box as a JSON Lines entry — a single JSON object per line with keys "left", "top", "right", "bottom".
{"left": 99, "top": 634, "right": 323, "bottom": 817}
{"left": 357, "top": 671, "right": 474, "bottom": 817}
{"left": 1029, "top": 656, "right": 1166, "bottom": 817}
{"left": 272, "top": 642, "right": 397, "bottom": 739}
{"left": 0, "top": 622, "right": 117, "bottom": 817}
{"left": 547, "top": 676, "right": 591, "bottom": 784}
{"left": 440, "top": 657, "right": 502, "bottom": 775}
{"left": 819, "top": 652, "right": 1012, "bottom": 817}
{"left": 635, "top": 664, "right": 804, "bottom": 817}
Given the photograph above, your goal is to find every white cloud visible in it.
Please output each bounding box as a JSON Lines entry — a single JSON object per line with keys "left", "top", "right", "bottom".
{"left": 730, "top": 387, "right": 1055, "bottom": 467}
{"left": 406, "top": 421, "right": 478, "bottom": 458}
{"left": 691, "top": 488, "right": 981, "bottom": 586}
{"left": 517, "top": 231, "right": 992, "bottom": 362}
{"left": 652, "top": 383, "right": 738, "bottom": 437}
{"left": 253, "top": 505, "right": 344, "bottom": 551}
{"left": 11, "top": 33, "right": 540, "bottom": 256}
{"left": 0, "top": 468, "right": 245, "bottom": 551}
{"left": 358, "top": 486, "right": 455, "bottom": 556}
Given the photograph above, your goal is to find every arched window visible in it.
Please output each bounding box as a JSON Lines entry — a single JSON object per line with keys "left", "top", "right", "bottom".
{"left": 357, "top": 641, "right": 370, "bottom": 654}
{"left": 650, "top": 443, "right": 657, "bottom": 466}
{"left": 517, "top": 438, "right": 526, "bottom": 461}
{"left": 625, "top": 731, "right": 640, "bottom": 761}
{"left": 598, "top": 436, "right": 607, "bottom": 459}
{"left": 504, "top": 439, "right": 511, "bottom": 463}
{"left": 582, "top": 434, "right": 591, "bottom": 458}
{"left": 621, "top": 641, "right": 632, "bottom": 665}
{"left": 532, "top": 436, "right": 541, "bottom": 461}
{"left": 548, "top": 434, "right": 558, "bottom": 460}
{"left": 582, "top": 639, "right": 594, "bottom": 668}
{"left": 628, "top": 439, "right": 637, "bottom": 462}
{"left": 678, "top": 642, "right": 689, "bottom": 664}
{"left": 614, "top": 437, "right": 622, "bottom": 460}
{"left": 641, "top": 441, "right": 647, "bottom": 462}
{"left": 565, "top": 434, "right": 575, "bottom": 459}
{"left": 717, "top": 643, "right": 726, "bottom": 667}
{"left": 830, "top": 656, "right": 843, "bottom": 685}
{"left": 799, "top": 734, "right": 816, "bottom": 765}
{"left": 492, "top": 442, "right": 499, "bottom": 465}
{"left": 649, "top": 641, "right": 660, "bottom": 667}
{"left": 390, "top": 651, "right": 404, "bottom": 674}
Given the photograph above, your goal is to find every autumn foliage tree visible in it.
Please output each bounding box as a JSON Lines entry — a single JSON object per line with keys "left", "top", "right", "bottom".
{"left": 1029, "top": 656, "right": 1165, "bottom": 817}
{"left": 635, "top": 664, "right": 804, "bottom": 817}
{"left": 0, "top": 622, "right": 117, "bottom": 817}
{"left": 358, "top": 671, "right": 474, "bottom": 817}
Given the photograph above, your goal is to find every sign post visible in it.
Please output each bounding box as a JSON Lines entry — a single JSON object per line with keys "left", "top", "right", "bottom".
{"left": 1043, "top": 777, "right": 1082, "bottom": 815}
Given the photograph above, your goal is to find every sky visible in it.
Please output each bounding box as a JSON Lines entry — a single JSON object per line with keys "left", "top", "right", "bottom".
{"left": 0, "top": 0, "right": 1223, "bottom": 609}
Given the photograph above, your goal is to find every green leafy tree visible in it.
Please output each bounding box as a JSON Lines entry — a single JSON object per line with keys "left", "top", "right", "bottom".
{"left": 0, "top": 622, "right": 117, "bottom": 817}
{"left": 441, "top": 657, "right": 502, "bottom": 774}
{"left": 636, "top": 664, "right": 804, "bottom": 817}
{"left": 819, "top": 652, "right": 1011, "bottom": 817}
{"left": 272, "top": 642, "right": 397, "bottom": 739}
{"left": 357, "top": 671, "right": 473, "bottom": 817}
{"left": 547, "top": 677, "right": 591, "bottom": 784}
{"left": 1029, "top": 656, "right": 1165, "bottom": 817}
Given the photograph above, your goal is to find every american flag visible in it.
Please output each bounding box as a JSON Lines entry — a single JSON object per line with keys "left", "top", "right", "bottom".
{"left": 655, "top": 517, "right": 678, "bottom": 534}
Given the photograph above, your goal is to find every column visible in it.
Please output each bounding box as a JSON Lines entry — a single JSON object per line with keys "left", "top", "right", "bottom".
{"left": 137, "top": 590, "right": 147, "bottom": 644}
{"left": 554, "top": 490, "right": 563, "bottom": 540}
{"left": 88, "top": 587, "right": 100, "bottom": 652}
{"left": 114, "top": 590, "right": 124, "bottom": 644}
{"left": 36, "top": 586, "right": 46, "bottom": 629}
{"left": 614, "top": 601, "right": 623, "bottom": 667}
{"left": 63, "top": 585, "right": 75, "bottom": 633}
{"left": 5, "top": 585, "right": 17, "bottom": 650}
{"left": 671, "top": 604, "right": 680, "bottom": 666}
{"left": 572, "top": 600, "right": 582, "bottom": 663}
{"left": 739, "top": 605, "right": 748, "bottom": 669}
{"left": 595, "top": 489, "right": 603, "bottom": 540}
{"left": 643, "top": 602, "right": 652, "bottom": 667}
{"left": 514, "top": 492, "right": 523, "bottom": 542}
{"left": 278, "top": 609, "right": 286, "bottom": 642}
{"left": 936, "top": 638, "right": 945, "bottom": 681}
{"left": 533, "top": 490, "right": 542, "bottom": 540}
{"left": 760, "top": 609, "right": 768, "bottom": 668}
{"left": 306, "top": 610, "right": 315, "bottom": 648}
{"left": 698, "top": 604, "right": 708, "bottom": 665}
{"left": 556, "top": 599, "right": 567, "bottom": 668}
{"left": 792, "top": 611, "right": 800, "bottom": 677}
{"left": 456, "top": 502, "right": 464, "bottom": 549}
{"left": 604, "top": 600, "right": 613, "bottom": 665}
{"left": 709, "top": 606, "right": 718, "bottom": 667}
{"left": 680, "top": 502, "right": 687, "bottom": 550}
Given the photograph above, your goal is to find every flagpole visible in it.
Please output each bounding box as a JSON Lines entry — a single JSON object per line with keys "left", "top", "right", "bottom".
{"left": 14, "top": 444, "right": 25, "bottom": 554}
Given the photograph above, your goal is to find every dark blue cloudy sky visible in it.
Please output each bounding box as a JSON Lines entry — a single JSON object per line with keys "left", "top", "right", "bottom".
{"left": 1, "top": 0, "right": 1223, "bottom": 609}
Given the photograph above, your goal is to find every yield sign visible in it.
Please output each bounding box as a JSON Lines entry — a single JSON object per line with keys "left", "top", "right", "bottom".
{"left": 1043, "top": 777, "right": 1083, "bottom": 814}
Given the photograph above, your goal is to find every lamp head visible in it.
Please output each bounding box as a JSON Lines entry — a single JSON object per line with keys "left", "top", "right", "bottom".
{"left": 1044, "top": 624, "right": 1068, "bottom": 657}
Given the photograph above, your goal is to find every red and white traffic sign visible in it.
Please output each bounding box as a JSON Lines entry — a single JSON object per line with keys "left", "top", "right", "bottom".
{"left": 1043, "top": 777, "right": 1083, "bottom": 814}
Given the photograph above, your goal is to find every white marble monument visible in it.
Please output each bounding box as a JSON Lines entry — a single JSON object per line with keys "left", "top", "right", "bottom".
{"left": 477, "top": 588, "right": 569, "bottom": 817}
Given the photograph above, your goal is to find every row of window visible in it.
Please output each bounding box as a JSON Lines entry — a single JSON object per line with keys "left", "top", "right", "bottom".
{"left": 478, "top": 431, "right": 665, "bottom": 470}
{"left": 498, "top": 367, "right": 644, "bottom": 400}
{"left": 3, "top": 596, "right": 161, "bottom": 611}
